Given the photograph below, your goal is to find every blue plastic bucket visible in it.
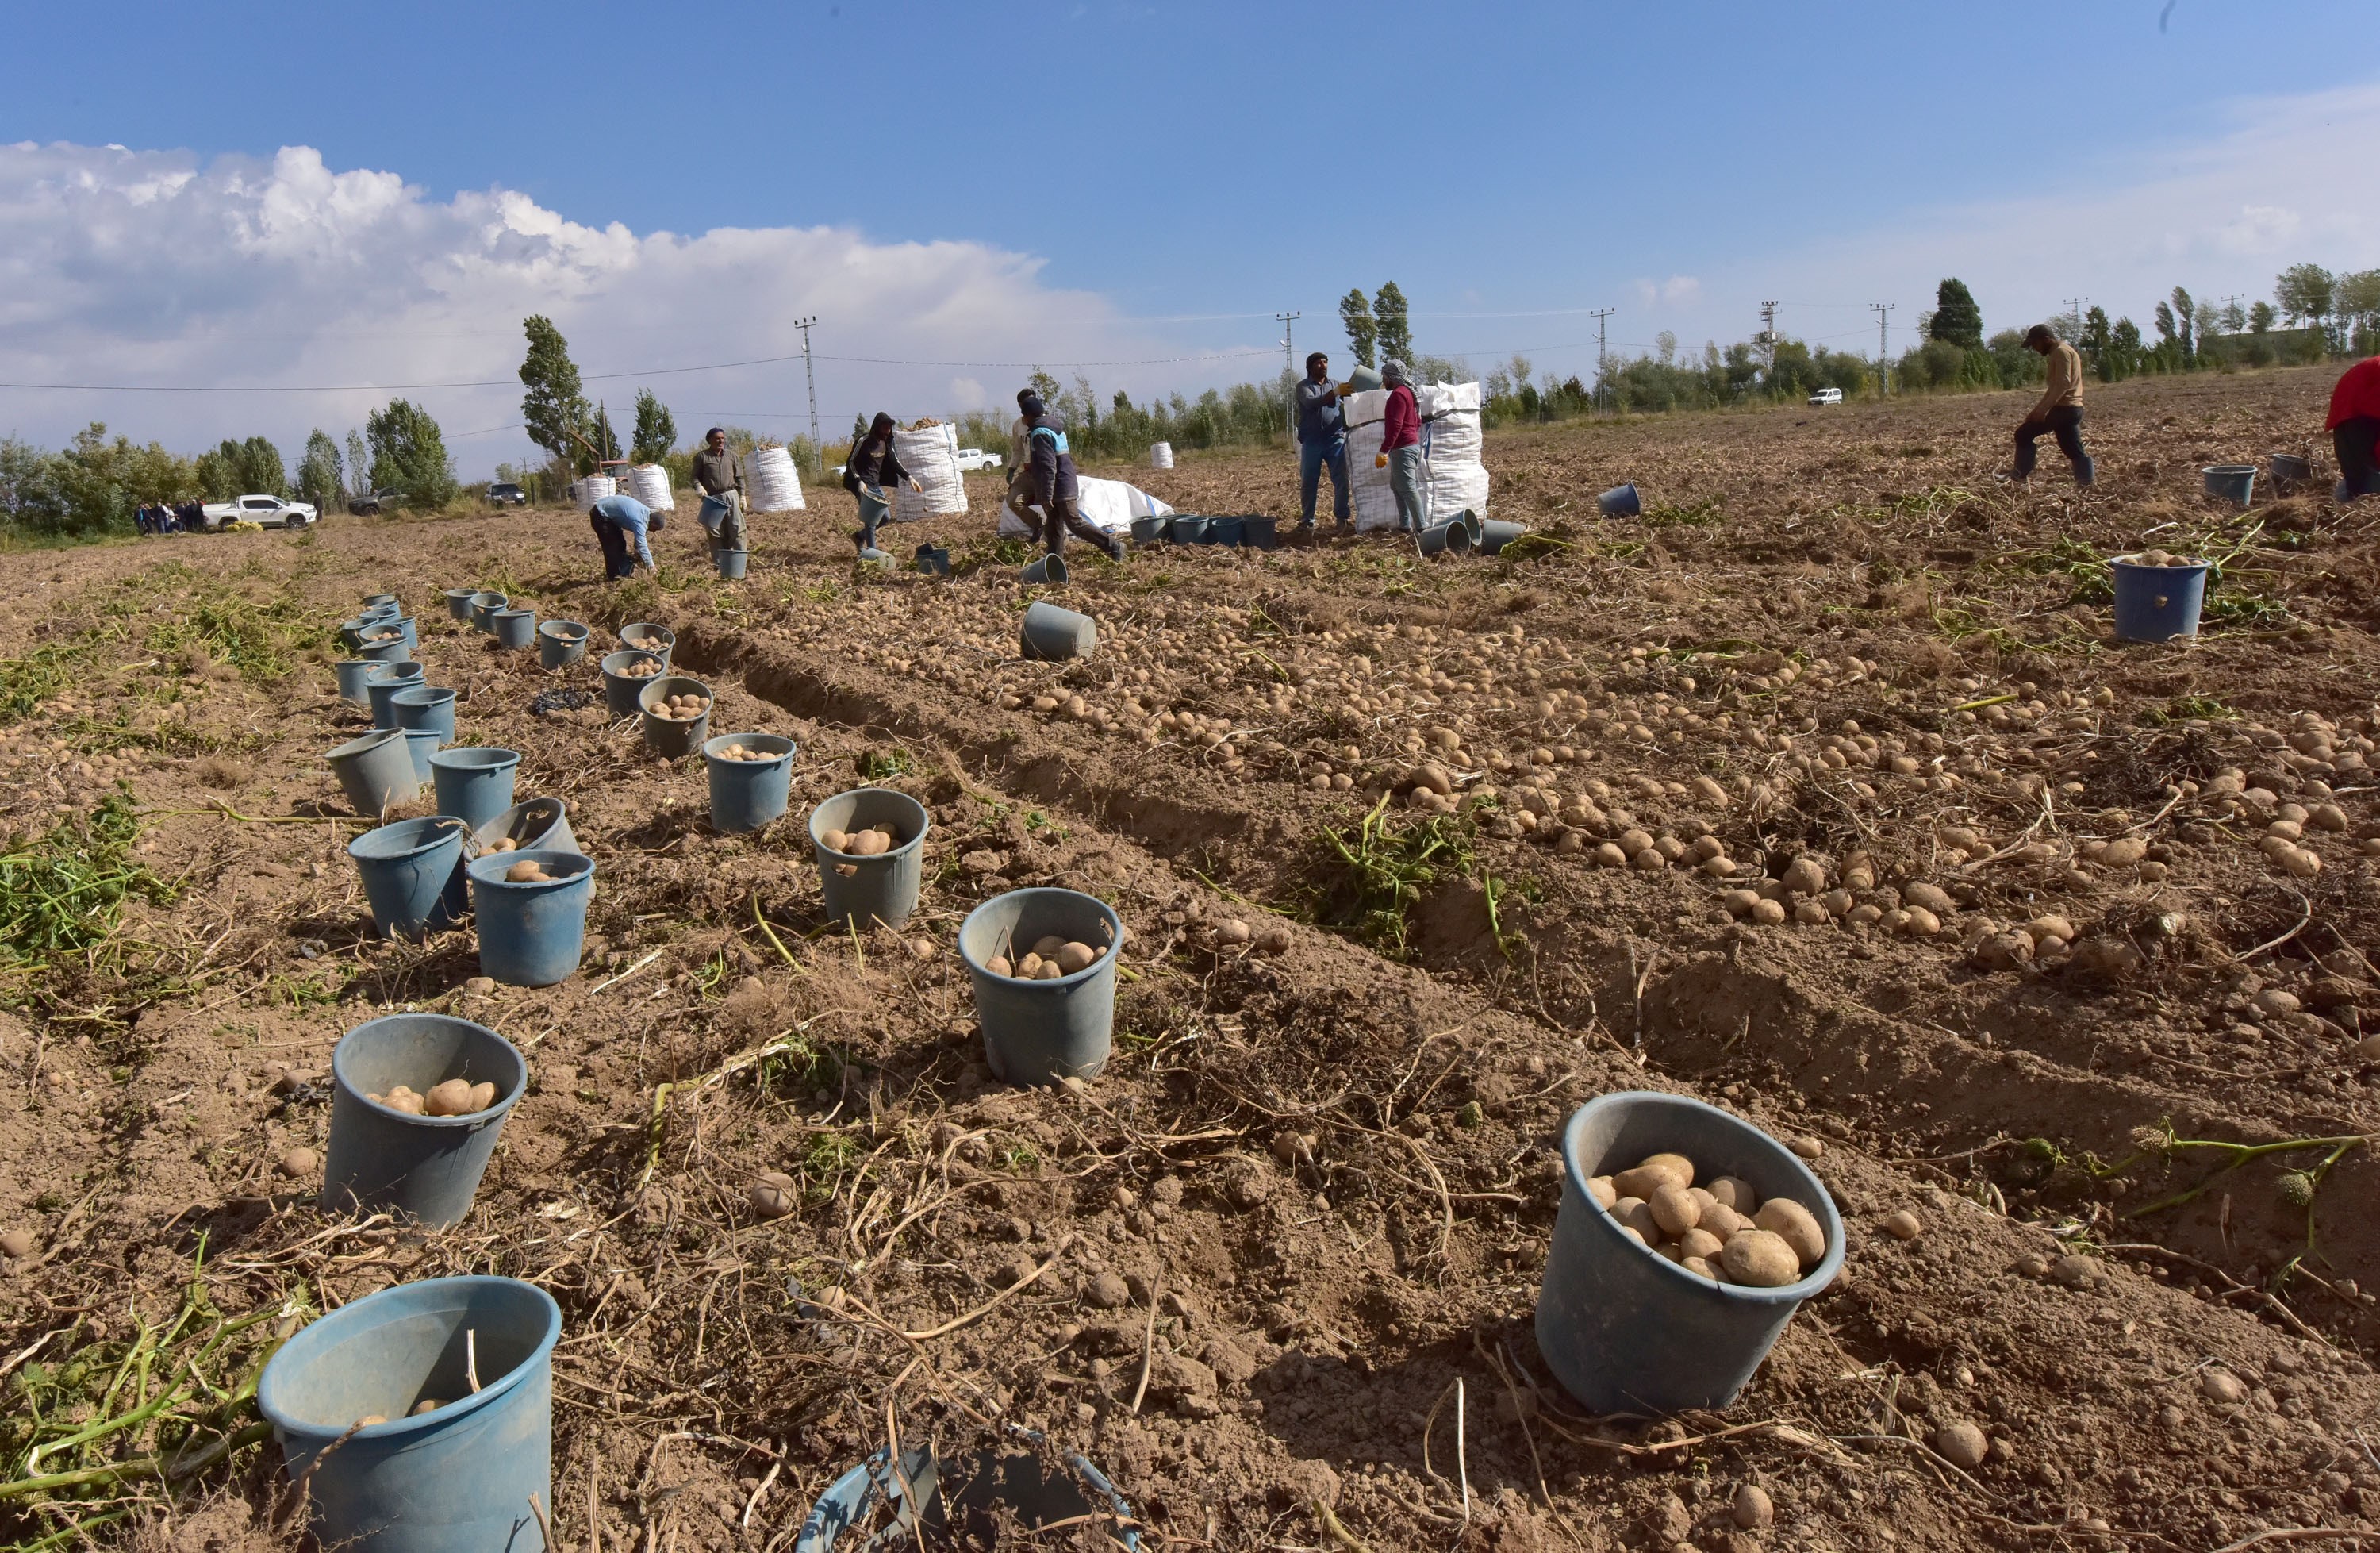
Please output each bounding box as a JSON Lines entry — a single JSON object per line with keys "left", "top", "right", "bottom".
{"left": 858, "top": 547, "right": 896, "bottom": 571}
{"left": 704, "top": 732, "right": 797, "bottom": 834}
{"left": 333, "top": 659, "right": 377, "bottom": 707}
{"left": 2202, "top": 464, "right": 2256, "bottom": 508}
{"left": 325, "top": 728, "right": 420, "bottom": 815}
{"left": 637, "top": 674, "right": 712, "bottom": 759}
{"left": 365, "top": 662, "right": 424, "bottom": 728}
{"left": 1129, "top": 515, "right": 1167, "bottom": 545}
{"left": 1537, "top": 1091, "right": 1842, "bottom": 1414}
{"left": 490, "top": 609, "right": 536, "bottom": 649}
{"left": 1599, "top": 482, "right": 1641, "bottom": 517}
{"left": 471, "top": 798, "right": 580, "bottom": 859}
{"left": 958, "top": 888, "right": 1123, "bottom": 1086}
{"left": 1415, "top": 520, "right": 1472, "bottom": 558}
{"left": 468, "top": 592, "right": 508, "bottom": 633}
{"left": 320, "top": 1015, "right": 527, "bottom": 1226}
{"left": 600, "top": 650, "right": 662, "bottom": 718}
{"left": 1020, "top": 554, "right": 1069, "bottom": 585}
{"left": 1207, "top": 517, "right": 1246, "bottom": 547}
{"left": 538, "top": 620, "right": 589, "bottom": 670}
{"left": 390, "top": 685, "right": 457, "bottom": 742}
{"left": 362, "top": 593, "right": 398, "bottom": 611}
{"left": 715, "top": 548, "right": 750, "bottom": 579}
{"left": 1242, "top": 516, "right": 1280, "bottom": 551}
{"left": 443, "top": 586, "right": 478, "bottom": 621}
{"left": 402, "top": 728, "right": 443, "bottom": 785}
{"left": 619, "top": 622, "right": 674, "bottom": 667}
{"left": 356, "top": 635, "right": 411, "bottom": 663}
{"left": 1479, "top": 518, "right": 1527, "bottom": 555}
{"left": 2111, "top": 555, "right": 2209, "bottom": 642}
{"left": 347, "top": 817, "right": 469, "bottom": 940}
{"left": 1020, "top": 601, "right": 1096, "bottom": 661}
{"left": 809, "top": 788, "right": 928, "bottom": 928}
{"left": 431, "top": 747, "right": 521, "bottom": 834}
{"left": 259, "top": 1274, "right": 557, "bottom": 1553}
{"left": 467, "top": 850, "right": 593, "bottom": 987}
{"left": 914, "top": 544, "right": 952, "bottom": 576}
{"left": 2268, "top": 453, "right": 2312, "bottom": 490}
{"left": 1167, "top": 516, "right": 1210, "bottom": 545}
{"left": 338, "top": 617, "right": 374, "bottom": 652}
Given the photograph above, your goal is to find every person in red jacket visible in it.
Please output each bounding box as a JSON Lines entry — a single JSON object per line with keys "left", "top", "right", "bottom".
{"left": 1377, "top": 359, "right": 1426, "bottom": 532}
{"left": 2328, "top": 355, "right": 2380, "bottom": 501}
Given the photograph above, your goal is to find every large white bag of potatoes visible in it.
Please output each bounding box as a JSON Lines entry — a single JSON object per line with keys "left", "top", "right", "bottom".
{"left": 746, "top": 445, "right": 806, "bottom": 513}
{"left": 892, "top": 423, "right": 968, "bottom": 521}
{"left": 1344, "top": 381, "right": 1489, "bottom": 532}
{"left": 996, "top": 475, "right": 1171, "bottom": 538}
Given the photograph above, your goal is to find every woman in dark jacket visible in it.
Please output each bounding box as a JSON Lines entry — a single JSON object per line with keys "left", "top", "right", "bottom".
{"left": 842, "top": 413, "right": 920, "bottom": 554}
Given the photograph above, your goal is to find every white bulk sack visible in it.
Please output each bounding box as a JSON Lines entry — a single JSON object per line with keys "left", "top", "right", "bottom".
{"left": 1343, "top": 382, "right": 1488, "bottom": 532}
{"left": 1149, "top": 441, "right": 1175, "bottom": 470}
{"left": 892, "top": 424, "right": 967, "bottom": 521}
{"left": 747, "top": 445, "right": 806, "bottom": 513}
{"left": 996, "top": 475, "right": 1171, "bottom": 538}
{"left": 571, "top": 475, "right": 617, "bottom": 513}
{"left": 626, "top": 463, "right": 674, "bottom": 513}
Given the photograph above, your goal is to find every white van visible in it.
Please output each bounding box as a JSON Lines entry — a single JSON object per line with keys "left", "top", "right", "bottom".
{"left": 1807, "top": 387, "right": 1844, "bottom": 406}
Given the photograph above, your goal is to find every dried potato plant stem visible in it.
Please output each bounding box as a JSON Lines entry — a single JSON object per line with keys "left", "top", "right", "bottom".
{"left": 1129, "top": 1264, "right": 1164, "bottom": 1415}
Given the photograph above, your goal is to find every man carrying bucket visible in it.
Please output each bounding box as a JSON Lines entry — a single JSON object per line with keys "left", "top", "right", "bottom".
{"left": 2010, "top": 324, "right": 2093, "bottom": 488}
{"left": 1021, "top": 392, "right": 1125, "bottom": 562}
{"left": 589, "top": 491, "right": 662, "bottom": 581}
{"left": 691, "top": 426, "right": 747, "bottom": 553}
{"left": 2327, "top": 354, "right": 2380, "bottom": 502}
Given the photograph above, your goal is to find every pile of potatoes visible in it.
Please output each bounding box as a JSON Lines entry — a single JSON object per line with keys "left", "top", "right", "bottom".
{"left": 820, "top": 825, "right": 898, "bottom": 856}
{"left": 1588, "top": 1151, "right": 1827, "bottom": 1287}
{"left": 2119, "top": 548, "right": 2202, "bottom": 568}
{"left": 713, "top": 741, "right": 778, "bottom": 763}
{"left": 621, "top": 658, "right": 663, "bottom": 678}
{"left": 365, "top": 628, "right": 402, "bottom": 644}
{"left": 651, "top": 691, "right": 711, "bottom": 722}
{"left": 503, "top": 858, "right": 560, "bottom": 883}
{"left": 484, "top": 836, "right": 523, "bottom": 852}
{"left": 367, "top": 1078, "right": 498, "bottom": 1116}
{"left": 986, "top": 934, "right": 1107, "bottom": 981}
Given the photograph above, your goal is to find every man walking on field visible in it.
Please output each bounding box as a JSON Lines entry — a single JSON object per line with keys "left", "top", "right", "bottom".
{"left": 2010, "top": 324, "right": 2093, "bottom": 487}
{"left": 690, "top": 426, "right": 747, "bottom": 553}
{"left": 1020, "top": 391, "right": 1124, "bottom": 562}
{"left": 2327, "top": 354, "right": 2380, "bottom": 502}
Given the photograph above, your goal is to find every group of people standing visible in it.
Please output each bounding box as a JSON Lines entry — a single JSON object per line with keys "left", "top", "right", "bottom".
{"left": 134, "top": 499, "right": 202, "bottom": 536}
{"left": 1293, "top": 352, "right": 1427, "bottom": 534}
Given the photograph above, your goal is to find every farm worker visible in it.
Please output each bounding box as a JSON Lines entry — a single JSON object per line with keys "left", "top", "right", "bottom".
{"left": 133, "top": 502, "right": 154, "bottom": 536}
{"left": 2325, "top": 354, "right": 2380, "bottom": 501}
{"left": 1021, "top": 391, "right": 1125, "bottom": 562}
{"left": 843, "top": 413, "right": 920, "bottom": 555}
{"left": 1002, "top": 386, "right": 1040, "bottom": 529}
{"left": 1379, "top": 359, "right": 1426, "bottom": 532}
{"left": 691, "top": 425, "right": 746, "bottom": 552}
{"left": 2011, "top": 324, "right": 2093, "bottom": 487}
{"left": 1296, "top": 352, "right": 1353, "bottom": 534}
{"left": 589, "top": 491, "right": 662, "bottom": 581}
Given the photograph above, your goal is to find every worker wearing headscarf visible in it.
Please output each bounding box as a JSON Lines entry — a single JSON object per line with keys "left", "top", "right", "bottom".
{"left": 1378, "top": 359, "right": 1426, "bottom": 532}
{"left": 842, "top": 413, "right": 919, "bottom": 554}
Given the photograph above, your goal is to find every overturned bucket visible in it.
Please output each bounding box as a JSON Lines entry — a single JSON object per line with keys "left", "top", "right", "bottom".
{"left": 1415, "top": 519, "right": 1473, "bottom": 559}
{"left": 795, "top": 1440, "right": 1143, "bottom": 1552}
{"left": 1020, "top": 553, "right": 1069, "bottom": 586}
{"left": 705, "top": 732, "right": 797, "bottom": 834}
{"left": 538, "top": 619, "right": 589, "bottom": 670}
{"left": 959, "top": 888, "right": 1123, "bottom": 1086}
{"left": 467, "top": 850, "right": 593, "bottom": 987}
{"left": 325, "top": 727, "right": 420, "bottom": 815}
{"left": 259, "top": 1275, "right": 557, "bottom": 1553}
{"left": 1479, "top": 517, "right": 1528, "bottom": 555}
{"left": 348, "top": 817, "right": 469, "bottom": 940}
{"left": 638, "top": 674, "right": 712, "bottom": 759}
{"left": 808, "top": 787, "right": 928, "bottom": 929}
{"left": 1599, "top": 482, "right": 1641, "bottom": 517}
{"left": 1020, "top": 601, "right": 1096, "bottom": 661}
{"left": 601, "top": 650, "right": 663, "bottom": 718}
{"left": 2202, "top": 464, "right": 2257, "bottom": 509}
{"left": 320, "top": 1015, "right": 524, "bottom": 1226}
{"left": 1537, "top": 1091, "right": 1841, "bottom": 1414}
{"left": 472, "top": 798, "right": 580, "bottom": 859}
{"left": 431, "top": 746, "right": 521, "bottom": 834}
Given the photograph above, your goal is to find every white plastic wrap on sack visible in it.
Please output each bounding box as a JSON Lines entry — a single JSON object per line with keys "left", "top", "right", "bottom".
{"left": 746, "top": 445, "right": 807, "bottom": 513}
{"left": 626, "top": 463, "right": 674, "bottom": 513}
{"left": 571, "top": 475, "right": 618, "bottom": 513}
{"left": 1343, "top": 382, "right": 1488, "bottom": 532}
{"left": 891, "top": 424, "right": 967, "bottom": 521}
{"left": 996, "top": 476, "right": 1171, "bottom": 539}
{"left": 1149, "top": 441, "right": 1175, "bottom": 470}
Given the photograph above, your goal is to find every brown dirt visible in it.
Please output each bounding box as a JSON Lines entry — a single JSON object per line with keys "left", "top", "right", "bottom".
{"left": 3, "top": 363, "right": 2378, "bottom": 1551}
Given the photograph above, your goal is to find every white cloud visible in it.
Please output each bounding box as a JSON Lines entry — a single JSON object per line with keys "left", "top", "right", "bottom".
{"left": 0, "top": 142, "right": 1250, "bottom": 475}
{"left": 1631, "top": 275, "right": 1702, "bottom": 308}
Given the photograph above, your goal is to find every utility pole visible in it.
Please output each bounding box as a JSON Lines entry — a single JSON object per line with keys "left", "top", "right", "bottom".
{"left": 1588, "top": 307, "right": 1615, "bottom": 413}
{"left": 1275, "top": 310, "right": 1301, "bottom": 436}
{"left": 792, "top": 315, "right": 820, "bottom": 471}
{"left": 2217, "top": 293, "right": 2243, "bottom": 336}
{"left": 1759, "top": 300, "right": 1779, "bottom": 377}
{"left": 1870, "top": 302, "right": 1894, "bottom": 395}
{"left": 2062, "top": 298, "right": 2088, "bottom": 340}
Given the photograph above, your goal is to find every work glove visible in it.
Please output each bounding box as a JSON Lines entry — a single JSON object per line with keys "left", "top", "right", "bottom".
{"left": 1338, "top": 382, "right": 1356, "bottom": 396}
{"left": 1375, "top": 453, "right": 1389, "bottom": 469}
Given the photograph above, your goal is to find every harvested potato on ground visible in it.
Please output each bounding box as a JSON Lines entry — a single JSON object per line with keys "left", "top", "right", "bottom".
{"left": 749, "top": 1170, "right": 798, "bottom": 1219}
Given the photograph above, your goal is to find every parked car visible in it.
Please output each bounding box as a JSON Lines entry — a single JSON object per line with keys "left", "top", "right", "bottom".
{"left": 955, "top": 448, "right": 1004, "bottom": 472}
{"left": 348, "top": 488, "right": 404, "bottom": 516}
{"left": 1807, "top": 386, "right": 1844, "bottom": 406}
{"left": 199, "top": 494, "right": 317, "bottom": 530}
{"left": 488, "top": 482, "right": 528, "bottom": 507}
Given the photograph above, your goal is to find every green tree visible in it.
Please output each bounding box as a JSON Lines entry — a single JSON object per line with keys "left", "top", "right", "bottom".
{"left": 238, "top": 435, "right": 286, "bottom": 495}
{"left": 1338, "top": 289, "right": 1378, "bottom": 368}
{"left": 2217, "top": 298, "right": 2247, "bottom": 334}
{"left": 366, "top": 398, "right": 458, "bottom": 506}
{"left": 1929, "top": 279, "right": 1983, "bottom": 349}
{"left": 295, "top": 429, "right": 344, "bottom": 513}
{"left": 588, "top": 402, "right": 623, "bottom": 465}
{"left": 519, "top": 315, "right": 590, "bottom": 471}
{"left": 2079, "top": 306, "right": 2114, "bottom": 380}
{"left": 2248, "top": 301, "right": 2276, "bottom": 334}
{"left": 2336, "top": 269, "right": 2380, "bottom": 350}
{"left": 2111, "top": 317, "right": 2144, "bottom": 380}
{"left": 1374, "top": 282, "right": 1413, "bottom": 367}
{"left": 2171, "top": 286, "right": 2196, "bottom": 361}
{"left": 2274, "top": 263, "right": 2335, "bottom": 332}
{"left": 630, "top": 389, "right": 678, "bottom": 465}
{"left": 344, "top": 430, "right": 371, "bottom": 497}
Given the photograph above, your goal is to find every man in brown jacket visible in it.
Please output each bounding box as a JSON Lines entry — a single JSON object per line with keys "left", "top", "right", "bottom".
{"left": 691, "top": 426, "right": 746, "bottom": 552}
{"left": 2012, "top": 325, "right": 2093, "bottom": 487}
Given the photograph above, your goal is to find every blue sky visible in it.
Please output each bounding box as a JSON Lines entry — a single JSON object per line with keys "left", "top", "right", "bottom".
{"left": 3, "top": 1, "right": 2375, "bottom": 474}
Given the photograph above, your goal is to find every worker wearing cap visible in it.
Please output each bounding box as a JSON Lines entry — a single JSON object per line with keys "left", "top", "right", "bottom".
{"left": 1021, "top": 391, "right": 1124, "bottom": 562}
{"left": 1296, "top": 352, "right": 1353, "bottom": 534}
{"left": 2012, "top": 324, "right": 2093, "bottom": 487}
{"left": 691, "top": 426, "right": 746, "bottom": 552}
{"left": 590, "top": 491, "right": 662, "bottom": 580}
{"left": 2327, "top": 355, "right": 2380, "bottom": 502}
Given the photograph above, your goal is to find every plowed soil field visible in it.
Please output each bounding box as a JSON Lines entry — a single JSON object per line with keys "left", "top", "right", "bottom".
{"left": 4, "top": 363, "right": 2378, "bottom": 1551}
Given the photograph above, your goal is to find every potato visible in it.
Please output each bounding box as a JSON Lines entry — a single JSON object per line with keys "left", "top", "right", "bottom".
{"left": 1749, "top": 898, "right": 1788, "bottom": 925}
{"left": 505, "top": 860, "right": 549, "bottom": 882}
{"left": 1677, "top": 1226, "right": 1726, "bottom": 1261}
{"left": 1706, "top": 1175, "right": 1757, "bottom": 1213}
{"left": 849, "top": 829, "right": 892, "bottom": 857}
{"left": 1031, "top": 935, "right": 1069, "bottom": 959}
{"left": 1679, "top": 1254, "right": 1718, "bottom": 1280}
{"left": 1217, "top": 918, "right": 1252, "bottom": 945}
{"left": 1054, "top": 941, "right": 1098, "bottom": 974}
{"left": 411, "top": 1398, "right": 441, "bottom": 1417}
{"left": 1699, "top": 1201, "right": 1749, "bottom": 1238}
{"left": 1032, "top": 959, "right": 1063, "bottom": 981}
{"left": 1883, "top": 1208, "right": 1924, "bottom": 1241}
{"left": 424, "top": 1078, "right": 476, "bottom": 1117}
{"left": 355, "top": 1413, "right": 388, "bottom": 1428}
{"left": 1649, "top": 1182, "right": 1701, "bottom": 1236}
{"left": 1754, "top": 1198, "right": 1826, "bottom": 1268}
{"left": 1933, "top": 1420, "right": 1989, "bottom": 1471}
{"left": 1721, "top": 1229, "right": 1802, "bottom": 1286}
{"left": 467, "top": 1081, "right": 497, "bottom": 1112}
{"left": 371, "top": 1085, "right": 426, "bottom": 1115}
{"left": 1019, "top": 952, "right": 1045, "bottom": 976}
{"left": 749, "top": 1169, "right": 798, "bottom": 1219}
{"left": 277, "top": 1147, "right": 318, "bottom": 1178}
{"left": 1615, "top": 1197, "right": 1660, "bottom": 1240}
{"left": 1616, "top": 1224, "right": 1647, "bottom": 1247}
{"left": 489, "top": 836, "right": 518, "bottom": 851}
{"left": 821, "top": 828, "right": 850, "bottom": 852}
{"left": 986, "top": 955, "right": 1014, "bottom": 978}
{"left": 1782, "top": 855, "right": 1829, "bottom": 895}
{"left": 1587, "top": 1174, "right": 1618, "bottom": 1209}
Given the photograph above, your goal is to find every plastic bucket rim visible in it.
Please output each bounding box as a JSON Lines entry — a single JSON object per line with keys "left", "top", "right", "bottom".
{"left": 430, "top": 745, "right": 522, "bottom": 775}
{"left": 364, "top": 661, "right": 423, "bottom": 686}
{"left": 703, "top": 732, "right": 796, "bottom": 769}
{"left": 1557, "top": 1090, "right": 1844, "bottom": 1305}
{"left": 327, "top": 727, "right": 409, "bottom": 763}
{"left": 807, "top": 787, "right": 928, "bottom": 858}
{"left": 466, "top": 848, "right": 593, "bottom": 892}
{"left": 328, "top": 1012, "right": 528, "bottom": 1128}
{"left": 2110, "top": 553, "right": 2208, "bottom": 569}
{"left": 601, "top": 648, "right": 662, "bottom": 675}
{"left": 257, "top": 1273, "right": 559, "bottom": 1441}
{"left": 346, "top": 815, "right": 470, "bottom": 865}
{"left": 390, "top": 685, "right": 456, "bottom": 709}
{"left": 638, "top": 675, "right": 712, "bottom": 717}
{"left": 470, "top": 590, "right": 508, "bottom": 608}
{"left": 957, "top": 887, "right": 1123, "bottom": 991}
{"left": 539, "top": 620, "right": 589, "bottom": 641}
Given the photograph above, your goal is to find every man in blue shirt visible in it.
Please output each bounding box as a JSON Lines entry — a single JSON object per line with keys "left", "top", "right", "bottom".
{"left": 589, "top": 492, "right": 662, "bottom": 580}
{"left": 1294, "top": 352, "right": 1351, "bottom": 534}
